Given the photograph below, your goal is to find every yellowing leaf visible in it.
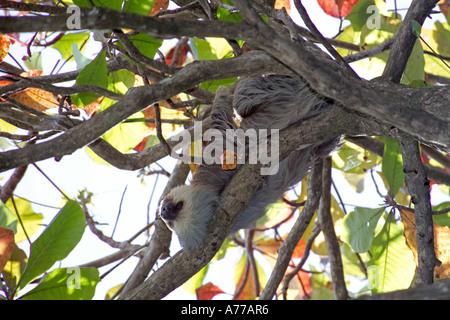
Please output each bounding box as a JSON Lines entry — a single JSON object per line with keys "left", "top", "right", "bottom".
{"left": 6, "top": 197, "right": 43, "bottom": 243}
{"left": 400, "top": 208, "right": 450, "bottom": 279}
{"left": 233, "top": 252, "right": 266, "bottom": 300}
{"left": 0, "top": 70, "right": 59, "bottom": 112}
{"left": 0, "top": 34, "right": 11, "bottom": 63}
{"left": 11, "top": 87, "right": 59, "bottom": 112}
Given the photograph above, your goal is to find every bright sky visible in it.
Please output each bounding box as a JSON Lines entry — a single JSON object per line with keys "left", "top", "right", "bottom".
{"left": 1, "top": 0, "right": 448, "bottom": 300}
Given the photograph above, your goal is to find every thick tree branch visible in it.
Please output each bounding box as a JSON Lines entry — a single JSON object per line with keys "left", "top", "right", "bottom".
{"left": 119, "top": 161, "right": 190, "bottom": 296}
{"left": 399, "top": 137, "right": 441, "bottom": 286}
{"left": 0, "top": 51, "right": 291, "bottom": 172}
{"left": 120, "top": 156, "right": 267, "bottom": 300}
{"left": 382, "top": 0, "right": 440, "bottom": 82}
{"left": 233, "top": 0, "right": 449, "bottom": 150}
{"left": 1, "top": 6, "right": 448, "bottom": 149}
{"left": 119, "top": 102, "right": 360, "bottom": 300}
{"left": 358, "top": 278, "right": 450, "bottom": 300}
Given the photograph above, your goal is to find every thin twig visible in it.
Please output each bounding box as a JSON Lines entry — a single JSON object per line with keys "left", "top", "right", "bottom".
{"left": 281, "top": 225, "right": 321, "bottom": 299}
{"left": 245, "top": 229, "right": 260, "bottom": 297}
{"left": 293, "top": 0, "right": 359, "bottom": 79}
{"left": 317, "top": 157, "right": 348, "bottom": 300}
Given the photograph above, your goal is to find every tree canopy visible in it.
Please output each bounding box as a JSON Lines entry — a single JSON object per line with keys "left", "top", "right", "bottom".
{"left": 0, "top": 0, "right": 449, "bottom": 301}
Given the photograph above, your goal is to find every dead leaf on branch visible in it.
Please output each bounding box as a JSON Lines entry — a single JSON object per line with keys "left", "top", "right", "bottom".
{"left": 400, "top": 208, "right": 450, "bottom": 279}
{"left": 0, "top": 34, "right": 11, "bottom": 63}
{"left": 0, "top": 70, "right": 59, "bottom": 112}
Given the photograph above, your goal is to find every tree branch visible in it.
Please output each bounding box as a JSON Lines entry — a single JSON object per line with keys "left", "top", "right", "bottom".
{"left": 120, "top": 161, "right": 190, "bottom": 296}
{"left": 259, "top": 161, "right": 323, "bottom": 300}
{"left": 358, "top": 278, "right": 450, "bottom": 300}
{"left": 0, "top": 51, "right": 291, "bottom": 172}
{"left": 399, "top": 137, "right": 441, "bottom": 285}
{"left": 382, "top": 0, "right": 440, "bottom": 82}
{"left": 233, "top": 0, "right": 449, "bottom": 150}
{"left": 317, "top": 157, "right": 348, "bottom": 300}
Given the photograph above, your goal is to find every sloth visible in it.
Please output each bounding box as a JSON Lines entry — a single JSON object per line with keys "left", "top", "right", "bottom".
{"left": 160, "top": 74, "right": 339, "bottom": 250}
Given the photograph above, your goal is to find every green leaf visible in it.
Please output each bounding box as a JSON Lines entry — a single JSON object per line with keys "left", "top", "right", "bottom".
{"left": 72, "top": 42, "right": 93, "bottom": 69}
{"left": 0, "top": 201, "right": 18, "bottom": 233}
{"left": 73, "top": 0, "right": 124, "bottom": 10}
{"left": 18, "top": 201, "right": 86, "bottom": 290}
{"left": 73, "top": 49, "right": 108, "bottom": 107}
{"left": 340, "top": 242, "right": 370, "bottom": 277}
{"left": 333, "top": 141, "right": 381, "bottom": 174}
{"left": 107, "top": 69, "right": 135, "bottom": 95}
{"left": 51, "top": 32, "right": 90, "bottom": 61}
{"left": 101, "top": 110, "right": 150, "bottom": 153}
{"left": 381, "top": 138, "right": 405, "bottom": 197}
{"left": 345, "top": 0, "right": 376, "bottom": 31}
{"left": 190, "top": 38, "right": 233, "bottom": 61}
{"left": 411, "top": 20, "right": 422, "bottom": 38}
{"left": 200, "top": 77, "right": 236, "bottom": 92}
{"left": 182, "top": 264, "right": 209, "bottom": 295}
{"left": 422, "top": 22, "right": 450, "bottom": 78}
{"left": 402, "top": 39, "right": 425, "bottom": 84}
{"left": 217, "top": 6, "right": 242, "bottom": 23}
{"left": 118, "top": 34, "right": 163, "bottom": 59}
{"left": 122, "top": 0, "right": 154, "bottom": 15}
{"left": 367, "top": 213, "right": 415, "bottom": 294}
{"left": 75, "top": 49, "right": 108, "bottom": 88}
{"left": 20, "top": 267, "right": 99, "bottom": 300}
{"left": 433, "top": 201, "right": 450, "bottom": 228}
{"left": 341, "top": 207, "right": 384, "bottom": 253}
{"left": 2, "top": 246, "right": 27, "bottom": 292}
{"left": 23, "top": 52, "right": 42, "bottom": 71}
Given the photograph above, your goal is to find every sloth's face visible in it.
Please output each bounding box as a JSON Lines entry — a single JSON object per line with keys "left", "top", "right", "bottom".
{"left": 160, "top": 198, "right": 184, "bottom": 229}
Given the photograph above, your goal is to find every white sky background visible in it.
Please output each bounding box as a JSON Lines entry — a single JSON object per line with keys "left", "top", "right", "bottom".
{"left": 1, "top": 0, "right": 448, "bottom": 300}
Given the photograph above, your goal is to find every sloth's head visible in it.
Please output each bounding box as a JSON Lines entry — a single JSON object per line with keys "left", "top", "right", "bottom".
{"left": 160, "top": 185, "right": 219, "bottom": 251}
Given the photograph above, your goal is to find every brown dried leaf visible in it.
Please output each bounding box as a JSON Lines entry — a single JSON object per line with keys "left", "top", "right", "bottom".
{"left": 0, "top": 34, "right": 11, "bottom": 63}
{"left": 150, "top": 0, "right": 170, "bottom": 16}
{"left": 400, "top": 208, "right": 450, "bottom": 279}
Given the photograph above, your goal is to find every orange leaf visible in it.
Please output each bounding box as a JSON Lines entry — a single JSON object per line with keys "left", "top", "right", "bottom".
{"left": 0, "top": 227, "right": 15, "bottom": 273}
{"left": 317, "top": 0, "right": 359, "bottom": 18}
{"left": 196, "top": 282, "right": 225, "bottom": 300}
{"left": 0, "top": 34, "right": 11, "bottom": 63}
{"left": 150, "top": 0, "right": 170, "bottom": 16}
{"left": 11, "top": 88, "right": 59, "bottom": 112}
{"left": 274, "top": 0, "right": 290, "bottom": 14}
{"left": 400, "top": 208, "right": 450, "bottom": 279}
{"left": 0, "top": 70, "right": 59, "bottom": 111}
{"left": 164, "top": 44, "right": 190, "bottom": 67}
{"left": 292, "top": 237, "right": 307, "bottom": 258}
{"left": 234, "top": 263, "right": 261, "bottom": 300}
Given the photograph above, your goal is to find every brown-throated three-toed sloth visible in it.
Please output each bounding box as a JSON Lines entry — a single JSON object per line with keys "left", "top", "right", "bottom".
{"left": 160, "top": 74, "right": 339, "bottom": 250}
